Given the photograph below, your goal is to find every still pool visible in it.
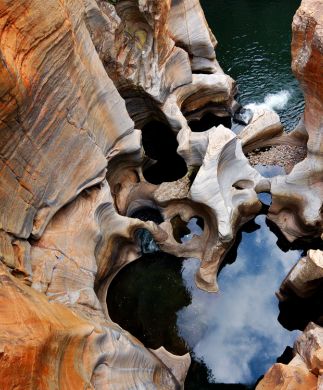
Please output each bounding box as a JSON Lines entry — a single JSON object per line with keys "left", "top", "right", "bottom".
{"left": 108, "top": 215, "right": 303, "bottom": 388}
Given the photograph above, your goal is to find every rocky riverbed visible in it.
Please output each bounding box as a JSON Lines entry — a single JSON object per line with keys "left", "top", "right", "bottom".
{"left": 247, "top": 145, "right": 307, "bottom": 173}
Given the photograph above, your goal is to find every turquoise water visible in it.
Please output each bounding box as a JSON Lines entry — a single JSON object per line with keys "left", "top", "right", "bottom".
{"left": 200, "top": 0, "right": 304, "bottom": 132}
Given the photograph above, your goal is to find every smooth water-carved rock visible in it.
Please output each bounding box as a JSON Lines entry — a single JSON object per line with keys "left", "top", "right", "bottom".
{"left": 279, "top": 249, "right": 323, "bottom": 299}
{"left": 0, "top": 0, "right": 321, "bottom": 387}
{"left": 267, "top": 0, "right": 323, "bottom": 242}
{"left": 189, "top": 126, "right": 267, "bottom": 291}
{"left": 167, "top": 0, "right": 219, "bottom": 73}
{"left": 0, "top": 0, "right": 138, "bottom": 240}
{"left": 0, "top": 0, "right": 241, "bottom": 386}
{"left": 0, "top": 0, "right": 213, "bottom": 386}
{"left": 238, "top": 107, "right": 284, "bottom": 152}
{"left": 258, "top": 322, "right": 323, "bottom": 390}
{"left": 0, "top": 264, "right": 180, "bottom": 390}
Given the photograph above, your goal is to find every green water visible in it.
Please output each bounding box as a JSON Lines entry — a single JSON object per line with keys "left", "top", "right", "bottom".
{"left": 201, "top": 0, "right": 304, "bottom": 131}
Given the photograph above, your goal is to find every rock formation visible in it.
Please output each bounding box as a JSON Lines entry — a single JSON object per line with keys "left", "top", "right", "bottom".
{"left": 267, "top": 0, "right": 323, "bottom": 242}
{"left": 0, "top": 0, "right": 240, "bottom": 387}
{"left": 257, "top": 0, "right": 323, "bottom": 388}
{"left": 0, "top": 0, "right": 322, "bottom": 388}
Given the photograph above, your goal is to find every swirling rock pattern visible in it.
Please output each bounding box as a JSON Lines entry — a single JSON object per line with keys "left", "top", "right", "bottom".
{"left": 258, "top": 0, "right": 323, "bottom": 387}
{"left": 267, "top": 0, "right": 323, "bottom": 242}
{"left": 0, "top": 0, "right": 322, "bottom": 388}
{"left": 0, "top": 0, "right": 240, "bottom": 386}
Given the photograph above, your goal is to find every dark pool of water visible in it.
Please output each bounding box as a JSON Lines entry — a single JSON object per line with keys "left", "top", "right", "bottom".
{"left": 107, "top": 214, "right": 303, "bottom": 388}
{"left": 200, "top": 0, "right": 304, "bottom": 132}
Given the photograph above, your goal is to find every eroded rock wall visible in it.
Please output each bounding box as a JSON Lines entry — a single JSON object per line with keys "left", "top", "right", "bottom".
{"left": 0, "top": 0, "right": 237, "bottom": 388}
{"left": 258, "top": 0, "right": 323, "bottom": 388}
{"left": 268, "top": 0, "right": 323, "bottom": 242}
{"left": 0, "top": 0, "right": 321, "bottom": 387}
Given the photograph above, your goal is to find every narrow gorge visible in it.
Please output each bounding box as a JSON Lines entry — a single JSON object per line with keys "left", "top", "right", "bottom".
{"left": 0, "top": 0, "right": 322, "bottom": 389}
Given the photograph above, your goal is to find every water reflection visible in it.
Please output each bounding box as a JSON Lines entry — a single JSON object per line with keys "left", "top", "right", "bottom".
{"left": 254, "top": 165, "right": 285, "bottom": 206}
{"left": 177, "top": 215, "right": 301, "bottom": 385}
{"left": 254, "top": 164, "right": 285, "bottom": 177}
{"left": 181, "top": 217, "right": 204, "bottom": 243}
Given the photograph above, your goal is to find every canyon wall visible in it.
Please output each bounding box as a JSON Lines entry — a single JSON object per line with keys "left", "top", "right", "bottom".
{"left": 0, "top": 0, "right": 237, "bottom": 388}
{"left": 0, "top": 0, "right": 322, "bottom": 388}
{"left": 258, "top": 0, "right": 323, "bottom": 388}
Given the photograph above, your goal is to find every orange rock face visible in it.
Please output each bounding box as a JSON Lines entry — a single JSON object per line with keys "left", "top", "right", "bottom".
{"left": 291, "top": 0, "right": 323, "bottom": 143}
{"left": 0, "top": 0, "right": 237, "bottom": 388}
{"left": 0, "top": 0, "right": 320, "bottom": 387}
{"left": 256, "top": 363, "right": 317, "bottom": 390}
{"left": 268, "top": 0, "right": 323, "bottom": 241}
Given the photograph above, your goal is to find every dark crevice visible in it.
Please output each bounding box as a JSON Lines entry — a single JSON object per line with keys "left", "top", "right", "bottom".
{"left": 278, "top": 287, "right": 323, "bottom": 331}
{"left": 276, "top": 346, "right": 294, "bottom": 365}
{"left": 218, "top": 218, "right": 261, "bottom": 274}
{"left": 188, "top": 113, "right": 232, "bottom": 132}
{"left": 171, "top": 216, "right": 191, "bottom": 243}
{"left": 141, "top": 120, "right": 187, "bottom": 184}
{"left": 191, "top": 70, "right": 214, "bottom": 75}
{"left": 232, "top": 180, "right": 254, "bottom": 190}
{"left": 171, "top": 216, "right": 204, "bottom": 244}
{"left": 266, "top": 219, "right": 323, "bottom": 255}
{"left": 130, "top": 207, "right": 164, "bottom": 224}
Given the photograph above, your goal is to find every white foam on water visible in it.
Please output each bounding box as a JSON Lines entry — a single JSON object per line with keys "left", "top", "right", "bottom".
{"left": 246, "top": 90, "right": 291, "bottom": 112}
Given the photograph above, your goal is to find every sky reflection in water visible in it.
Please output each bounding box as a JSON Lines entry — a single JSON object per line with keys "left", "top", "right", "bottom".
{"left": 177, "top": 215, "right": 301, "bottom": 385}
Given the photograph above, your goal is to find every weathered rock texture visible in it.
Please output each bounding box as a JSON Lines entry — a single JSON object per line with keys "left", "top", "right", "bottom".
{"left": 267, "top": 0, "right": 323, "bottom": 242}
{"left": 0, "top": 0, "right": 322, "bottom": 387}
{"left": 0, "top": 0, "right": 240, "bottom": 387}
{"left": 257, "top": 1, "right": 323, "bottom": 387}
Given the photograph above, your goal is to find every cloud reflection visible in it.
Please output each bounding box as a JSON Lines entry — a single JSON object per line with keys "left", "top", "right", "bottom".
{"left": 177, "top": 215, "right": 301, "bottom": 384}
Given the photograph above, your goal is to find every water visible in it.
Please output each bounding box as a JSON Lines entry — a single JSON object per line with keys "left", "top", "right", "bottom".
{"left": 200, "top": 0, "right": 304, "bottom": 131}
{"left": 107, "top": 215, "right": 302, "bottom": 388}
{"left": 178, "top": 216, "right": 301, "bottom": 387}
{"left": 107, "top": 2, "right": 307, "bottom": 387}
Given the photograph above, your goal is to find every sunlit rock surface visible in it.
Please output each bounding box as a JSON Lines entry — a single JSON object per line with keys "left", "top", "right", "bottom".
{"left": 258, "top": 322, "right": 323, "bottom": 390}
{"left": 268, "top": 0, "right": 323, "bottom": 242}
{"left": 258, "top": 0, "right": 323, "bottom": 387}
{"left": 189, "top": 126, "right": 266, "bottom": 291}
{"left": 279, "top": 249, "right": 323, "bottom": 299}
{"left": 0, "top": 0, "right": 238, "bottom": 387}
{"left": 0, "top": 0, "right": 322, "bottom": 387}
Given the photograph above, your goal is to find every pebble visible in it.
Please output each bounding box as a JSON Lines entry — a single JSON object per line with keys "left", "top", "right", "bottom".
{"left": 247, "top": 145, "right": 307, "bottom": 173}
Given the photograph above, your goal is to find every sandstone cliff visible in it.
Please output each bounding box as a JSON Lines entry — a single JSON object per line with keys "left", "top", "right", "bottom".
{"left": 0, "top": 0, "right": 322, "bottom": 388}
{"left": 0, "top": 0, "right": 236, "bottom": 388}
{"left": 258, "top": 0, "right": 323, "bottom": 388}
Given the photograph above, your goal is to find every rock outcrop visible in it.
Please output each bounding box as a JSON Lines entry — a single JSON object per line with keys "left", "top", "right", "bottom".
{"left": 278, "top": 249, "right": 323, "bottom": 300}
{"left": 257, "top": 2, "right": 323, "bottom": 387}
{"left": 0, "top": 0, "right": 322, "bottom": 387}
{"left": 267, "top": 0, "right": 323, "bottom": 242}
{"left": 0, "top": 0, "right": 240, "bottom": 387}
